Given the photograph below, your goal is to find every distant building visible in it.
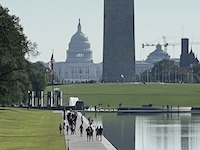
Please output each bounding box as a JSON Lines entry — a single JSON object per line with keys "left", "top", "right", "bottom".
{"left": 54, "top": 20, "right": 102, "bottom": 83}
{"left": 135, "top": 61, "right": 153, "bottom": 75}
{"left": 135, "top": 44, "right": 171, "bottom": 74}
{"left": 146, "top": 44, "right": 170, "bottom": 63}
{"left": 180, "top": 38, "right": 199, "bottom": 68}
{"left": 52, "top": 19, "right": 198, "bottom": 83}
{"left": 136, "top": 38, "right": 199, "bottom": 74}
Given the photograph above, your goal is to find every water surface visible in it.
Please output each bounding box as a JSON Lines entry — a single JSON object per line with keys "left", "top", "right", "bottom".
{"left": 87, "top": 113, "right": 200, "bottom": 150}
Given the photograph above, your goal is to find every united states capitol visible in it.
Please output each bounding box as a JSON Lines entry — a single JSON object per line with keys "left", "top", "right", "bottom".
{"left": 53, "top": 20, "right": 102, "bottom": 83}
{"left": 53, "top": 20, "right": 198, "bottom": 83}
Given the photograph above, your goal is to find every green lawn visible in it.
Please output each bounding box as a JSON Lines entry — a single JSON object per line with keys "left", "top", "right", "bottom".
{"left": 45, "top": 83, "right": 200, "bottom": 107}
{"left": 0, "top": 108, "right": 65, "bottom": 150}
{"left": 1, "top": 83, "right": 200, "bottom": 149}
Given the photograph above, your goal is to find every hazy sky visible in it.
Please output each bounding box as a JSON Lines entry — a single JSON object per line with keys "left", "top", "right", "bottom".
{"left": 1, "top": 0, "right": 200, "bottom": 63}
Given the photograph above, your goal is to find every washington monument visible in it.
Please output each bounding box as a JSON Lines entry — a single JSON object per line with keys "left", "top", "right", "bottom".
{"left": 103, "top": 0, "right": 135, "bottom": 82}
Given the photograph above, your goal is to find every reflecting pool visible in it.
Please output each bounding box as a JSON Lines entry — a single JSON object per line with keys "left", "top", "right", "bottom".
{"left": 87, "top": 113, "right": 200, "bottom": 150}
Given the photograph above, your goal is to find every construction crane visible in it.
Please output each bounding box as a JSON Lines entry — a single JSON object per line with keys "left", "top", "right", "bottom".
{"left": 142, "top": 36, "right": 178, "bottom": 53}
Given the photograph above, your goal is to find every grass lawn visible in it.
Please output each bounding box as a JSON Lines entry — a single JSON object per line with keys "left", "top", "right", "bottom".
{"left": 1, "top": 83, "right": 199, "bottom": 149}
{"left": 0, "top": 108, "right": 65, "bottom": 150}
{"left": 45, "top": 83, "right": 200, "bottom": 107}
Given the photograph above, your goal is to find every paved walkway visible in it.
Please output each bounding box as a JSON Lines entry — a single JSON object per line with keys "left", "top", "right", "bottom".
{"left": 63, "top": 111, "right": 117, "bottom": 150}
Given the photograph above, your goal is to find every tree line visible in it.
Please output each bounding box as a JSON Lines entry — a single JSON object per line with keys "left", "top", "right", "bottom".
{"left": 0, "top": 5, "right": 46, "bottom": 106}
{"left": 136, "top": 59, "right": 200, "bottom": 83}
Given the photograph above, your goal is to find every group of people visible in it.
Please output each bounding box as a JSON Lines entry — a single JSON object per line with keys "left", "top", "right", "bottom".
{"left": 66, "top": 110, "right": 78, "bottom": 135}
{"left": 85, "top": 125, "right": 103, "bottom": 141}
{"left": 86, "top": 125, "right": 94, "bottom": 141}
{"left": 59, "top": 110, "right": 78, "bottom": 135}
{"left": 59, "top": 109, "right": 103, "bottom": 142}
{"left": 95, "top": 126, "right": 103, "bottom": 141}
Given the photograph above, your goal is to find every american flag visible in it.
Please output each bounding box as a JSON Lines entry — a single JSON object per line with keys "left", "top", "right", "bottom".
{"left": 48, "top": 52, "right": 54, "bottom": 71}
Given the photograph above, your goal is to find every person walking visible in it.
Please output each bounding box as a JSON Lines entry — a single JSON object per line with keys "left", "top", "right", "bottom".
{"left": 95, "top": 126, "right": 99, "bottom": 141}
{"left": 79, "top": 124, "right": 83, "bottom": 137}
{"left": 90, "top": 126, "right": 94, "bottom": 141}
{"left": 81, "top": 115, "right": 84, "bottom": 124}
{"left": 86, "top": 126, "right": 90, "bottom": 141}
{"left": 59, "top": 123, "right": 62, "bottom": 135}
{"left": 63, "top": 122, "right": 65, "bottom": 135}
{"left": 99, "top": 126, "right": 103, "bottom": 141}
{"left": 66, "top": 124, "right": 69, "bottom": 135}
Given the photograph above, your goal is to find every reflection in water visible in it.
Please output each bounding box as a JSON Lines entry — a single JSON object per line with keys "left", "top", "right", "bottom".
{"left": 135, "top": 114, "right": 200, "bottom": 150}
{"left": 88, "top": 113, "right": 200, "bottom": 150}
{"left": 92, "top": 114, "right": 103, "bottom": 128}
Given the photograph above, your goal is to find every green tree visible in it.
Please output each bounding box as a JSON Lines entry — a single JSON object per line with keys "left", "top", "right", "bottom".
{"left": 27, "top": 62, "right": 46, "bottom": 92}
{"left": 150, "top": 59, "right": 179, "bottom": 83}
{"left": 140, "top": 59, "right": 190, "bottom": 83}
{"left": 0, "top": 5, "right": 38, "bottom": 105}
{"left": 192, "top": 64, "right": 200, "bottom": 83}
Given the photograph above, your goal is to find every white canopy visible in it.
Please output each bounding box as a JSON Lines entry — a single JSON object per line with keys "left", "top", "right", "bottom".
{"left": 69, "top": 97, "right": 79, "bottom": 106}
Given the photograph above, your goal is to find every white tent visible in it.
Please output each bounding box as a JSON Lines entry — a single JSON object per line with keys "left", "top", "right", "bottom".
{"left": 69, "top": 97, "right": 79, "bottom": 106}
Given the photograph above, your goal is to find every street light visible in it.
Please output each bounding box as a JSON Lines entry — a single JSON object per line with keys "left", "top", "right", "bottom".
{"left": 67, "top": 139, "right": 70, "bottom": 150}
{"left": 138, "top": 72, "right": 140, "bottom": 82}
{"left": 146, "top": 70, "right": 148, "bottom": 82}
{"left": 149, "top": 69, "right": 152, "bottom": 82}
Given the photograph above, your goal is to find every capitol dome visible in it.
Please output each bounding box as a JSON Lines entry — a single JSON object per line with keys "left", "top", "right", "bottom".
{"left": 146, "top": 44, "right": 170, "bottom": 63}
{"left": 66, "top": 19, "right": 93, "bottom": 63}
{"left": 71, "top": 30, "right": 89, "bottom": 43}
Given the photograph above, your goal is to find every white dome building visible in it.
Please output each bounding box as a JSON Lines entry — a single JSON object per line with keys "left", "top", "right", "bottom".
{"left": 54, "top": 20, "right": 102, "bottom": 83}
{"left": 135, "top": 44, "right": 171, "bottom": 75}
{"left": 146, "top": 44, "right": 170, "bottom": 63}
{"left": 66, "top": 20, "right": 93, "bottom": 63}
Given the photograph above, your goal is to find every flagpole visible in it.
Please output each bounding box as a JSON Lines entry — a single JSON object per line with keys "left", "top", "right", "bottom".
{"left": 52, "top": 67, "right": 54, "bottom": 106}
{"left": 51, "top": 50, "right": 54, "bottom": 107}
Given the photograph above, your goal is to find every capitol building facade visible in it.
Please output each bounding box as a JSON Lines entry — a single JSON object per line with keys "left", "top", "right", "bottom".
{"left": 53, "top": 20, "right": 187, "bottom": 83}
{"left": 54, "top": 20, "right": 102, "bottom": 83}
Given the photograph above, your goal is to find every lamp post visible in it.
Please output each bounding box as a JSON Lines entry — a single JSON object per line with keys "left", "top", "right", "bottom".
{"left": 27, "top": 90, "right": 31, "bottom": 109}
{"left": 149, "top": 69, "right": 151, "bottom": 82}
{"left": 146, "top": 70, "right": 148, "bottom": 82}
{"left": 67, "top": 139, "right": 70, "bottom": 150}
{"left": 87, "top": 67, "right": 89, "bottom": 82}
{"left": 138, "top": 72, "right": 140, "bottom": 82}
{"left": 174, "top": 69, "right": 176, "bottom": 83}
{"left": 191, "top": 70, "right": 194, "bottom": 83}
{"left": 190, "top": 64, "right": 194, "bottom": 83}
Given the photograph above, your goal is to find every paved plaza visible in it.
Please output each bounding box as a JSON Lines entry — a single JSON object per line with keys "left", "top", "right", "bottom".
{"left": 62, "top": 111, "right": 117, "bottom": 150}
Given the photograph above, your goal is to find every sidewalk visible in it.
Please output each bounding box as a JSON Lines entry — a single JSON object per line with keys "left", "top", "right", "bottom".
{"left": 63, "top": 111, "right": 117, "bottom": 150}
